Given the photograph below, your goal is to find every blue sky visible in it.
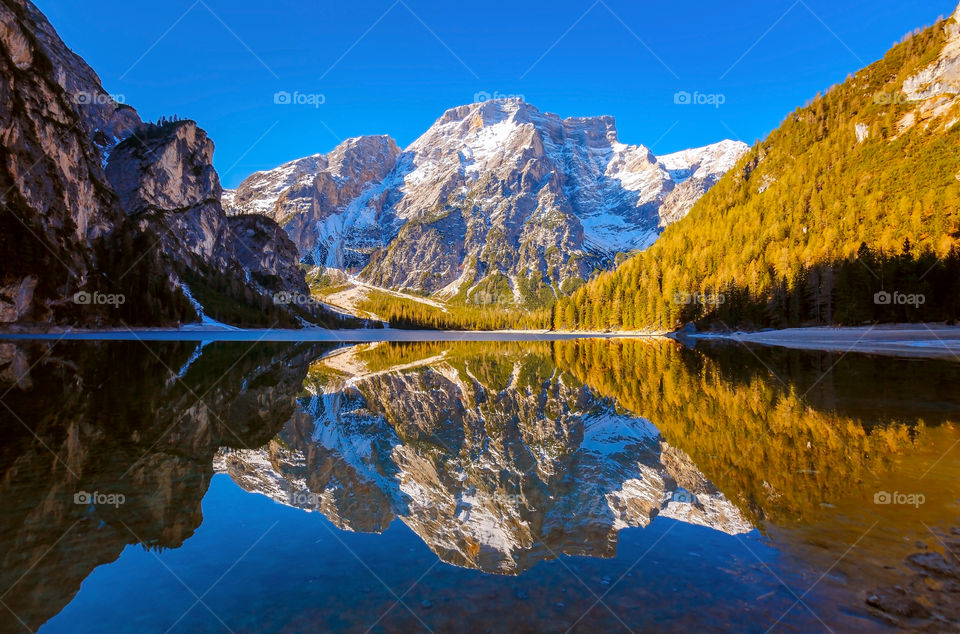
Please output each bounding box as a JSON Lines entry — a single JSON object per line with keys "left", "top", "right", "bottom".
{"left": 36, "top": 0, "right": 957, "bottom": 188}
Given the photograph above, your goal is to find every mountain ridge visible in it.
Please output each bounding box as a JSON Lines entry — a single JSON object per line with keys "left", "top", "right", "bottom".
{"left": 226, "top": 99, "right": 747, "bottom": 307}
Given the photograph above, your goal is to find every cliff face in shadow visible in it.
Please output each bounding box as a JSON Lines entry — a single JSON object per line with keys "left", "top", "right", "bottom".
{"left": 218, "top": 342, "right": 751, "bottom": 575}
{"left": 0, "top": 0, "right": 325, "bottom": 328}
{"left": 0, "top": 340, "right": 328, "bottom": 631}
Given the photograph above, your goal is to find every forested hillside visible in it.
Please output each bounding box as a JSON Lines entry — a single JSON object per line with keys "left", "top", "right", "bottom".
{"left": 555, "top": 11, "right": 960, "bottom": 331}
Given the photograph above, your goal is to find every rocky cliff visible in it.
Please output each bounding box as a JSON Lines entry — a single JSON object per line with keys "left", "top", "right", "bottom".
{"left": 228, "top": 100, "right": 748, "bottom": 305}
{"left": 900, "top": 2, "right": 960, "bottom": 131}
{"left": 106, "top": 120, "right": 312, "bottom": 308}
{"left": 0, "top": 0, "right": 320, "bottom": 328}
{"left": 0, "top": 0, "right": 137, "bottom": 324}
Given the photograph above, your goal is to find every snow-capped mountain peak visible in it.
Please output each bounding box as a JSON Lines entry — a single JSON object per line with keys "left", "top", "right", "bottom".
{"left": 226, "top": 100, "right": 748, "bottom": 304}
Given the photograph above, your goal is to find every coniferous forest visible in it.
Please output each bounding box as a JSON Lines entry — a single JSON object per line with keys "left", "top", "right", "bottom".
{"left": 553, "top": 18, "right": 960, "bottom": 332}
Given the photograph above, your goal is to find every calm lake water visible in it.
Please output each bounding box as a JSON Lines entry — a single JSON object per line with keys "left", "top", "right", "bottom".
{"left": 1, "top": 337, "right": 958, "bottom": 632}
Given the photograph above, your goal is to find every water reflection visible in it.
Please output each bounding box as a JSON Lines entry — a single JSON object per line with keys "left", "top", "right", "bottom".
{"left": 0, "top": 338, "right": 958, "bottom": 631}
{"left": 0, "top": 341, "right": 327, "bottom": 632}
{"left": 558, "top": 338, "right": 960, "bottom": 526}
{"left": 219, "top": 342, "right": 750, "bottom": 575}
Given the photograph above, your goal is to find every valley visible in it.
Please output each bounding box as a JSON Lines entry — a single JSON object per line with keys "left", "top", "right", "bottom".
{"left": 3, "top": 1, "right": 960, "bottom": 632}
{"left": 5, "top": 0, "right": 959, "bottom": 335}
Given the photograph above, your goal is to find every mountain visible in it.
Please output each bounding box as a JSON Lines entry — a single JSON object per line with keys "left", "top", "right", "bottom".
{"left": 104, "top": 119, "right": 330, "bottom": 326}
{"left": 227, "top": 100, "right": 746, "bottom": 306}
{"left": 656, "top": 140, "right": 750, "bottom": 226}
{"left": 0, "top": 0, "right": 339, "bottom": 328}
{"left": 227, "top": 135, "right": 401, "bottom": 271}
{"left": 555, "top": 3, "right": 960, "bottom": 332}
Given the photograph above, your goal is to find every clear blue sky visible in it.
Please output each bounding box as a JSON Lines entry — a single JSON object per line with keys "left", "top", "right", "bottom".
{"left": 35, "top": 0, "right": 957, "bottom": 188}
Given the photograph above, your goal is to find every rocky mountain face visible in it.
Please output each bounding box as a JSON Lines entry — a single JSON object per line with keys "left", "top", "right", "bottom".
{"left": 227, "top": 100, "right": 747, "bottom": 304}
{"left": 900, "top": 2, "right": 960, "bottom": 130}
{"left": 0, "top": 0, "right": 318, "bottom": 328}
{"left": 106, "top": 120, "right": 310, "bottom": 301}
{"left": 0, "top": 0, "right": 135, "bottom": 323}
{"left": 218, "top": 343, "right": 751, "bottom": 574}
{"left": 229, "top": 135, "right": 402, "bottom": 271}
{"left": 656, "top": 140, "right": 748, "bottom": 226}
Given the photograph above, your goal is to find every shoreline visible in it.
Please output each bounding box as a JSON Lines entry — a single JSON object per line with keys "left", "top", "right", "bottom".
{"left": 1, "top": 323, "right": 958, "bottom": 360}
{"left": 687, "top": 324, "right": 960, "bottom": 360}
{"left": 0, "top": 327, "right": 655, "bottom": 343}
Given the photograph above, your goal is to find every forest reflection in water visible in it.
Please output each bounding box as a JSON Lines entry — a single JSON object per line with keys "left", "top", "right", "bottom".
{"left": 1, "top": 337, "right": 958, "bottom": 632}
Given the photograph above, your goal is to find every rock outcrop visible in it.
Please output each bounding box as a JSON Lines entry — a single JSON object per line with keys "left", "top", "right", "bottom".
{"left": 106, "top": 120, "right": 310, "bottom": 304}
{"left": 903, "top": 3, "right": 960, "bottom": 101}
{"left": 899, "top": 4, "right": 960, "bottom": 133}
{"left": 226, "top": 213, "right": 310, "bottom": 296}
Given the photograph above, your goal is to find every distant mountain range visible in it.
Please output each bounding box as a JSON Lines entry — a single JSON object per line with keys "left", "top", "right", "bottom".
{"left": 224, "top": 101, "right": 746, "bottom": 305}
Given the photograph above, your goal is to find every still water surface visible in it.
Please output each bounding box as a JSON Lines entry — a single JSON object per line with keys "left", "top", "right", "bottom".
{"left": 1, "top": 337, "right": 958, "bottom": 632}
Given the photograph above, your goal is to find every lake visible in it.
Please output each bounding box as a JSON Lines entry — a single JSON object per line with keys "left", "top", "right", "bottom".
{"left": 1, "top": 337, "right": 958, "bottom": 632}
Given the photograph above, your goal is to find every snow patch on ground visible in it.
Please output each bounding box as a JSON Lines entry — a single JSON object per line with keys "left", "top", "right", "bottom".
{"left": 179, "top": 283, "right": 239, "bottom": 330}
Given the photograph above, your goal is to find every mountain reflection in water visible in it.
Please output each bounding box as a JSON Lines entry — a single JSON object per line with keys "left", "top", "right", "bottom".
{"left": 1, "top": 338, "right": 959, "bottom": 632}
{"left": 219, "top": 342, "right": 750, "bottom": 575}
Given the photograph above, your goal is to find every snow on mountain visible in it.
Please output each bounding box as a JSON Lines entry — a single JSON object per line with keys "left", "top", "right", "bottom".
{"left": 657, "top": 139, "right": 749, "bottom": 185}
{"left": 231, "top": 153, "right": 328, "bottom": 217}
{"left": 655, "top": 139, "right": 749, "bottom": 228}
{"left": 226, "top": 99, "right": 748, "bottom": 305}
{"left": 221, "top": 188, "right": 237, "bottom": 214}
